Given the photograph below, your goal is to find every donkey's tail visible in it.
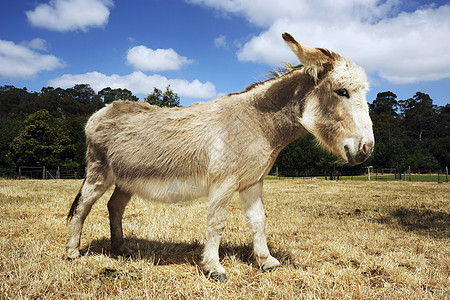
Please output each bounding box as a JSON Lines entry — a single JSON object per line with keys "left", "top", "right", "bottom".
{"left": 67, "top": 178, "right": 86, "bottom": 221}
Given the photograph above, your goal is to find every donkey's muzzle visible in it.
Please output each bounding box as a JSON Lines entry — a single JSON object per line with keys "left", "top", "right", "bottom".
{"left": 345, "top": 141, "right": 373, "bottom": 166}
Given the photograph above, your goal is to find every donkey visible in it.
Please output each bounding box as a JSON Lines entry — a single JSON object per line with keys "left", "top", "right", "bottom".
{"left": 66, "top": 33, "right": 374, "bottom": 281}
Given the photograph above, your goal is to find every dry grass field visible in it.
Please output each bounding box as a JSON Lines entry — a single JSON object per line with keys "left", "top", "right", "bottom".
{"left": 0, "top": 179, "right": 448, "bottom": 299}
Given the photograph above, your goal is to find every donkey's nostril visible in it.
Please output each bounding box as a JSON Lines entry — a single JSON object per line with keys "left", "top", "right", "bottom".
{"left": 362, "top": 143, "right": 369, "bottom": 155}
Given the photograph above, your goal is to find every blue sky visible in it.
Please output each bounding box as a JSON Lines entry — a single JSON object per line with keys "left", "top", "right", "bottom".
{"left": 1, "top": 0, "right": 449, "bottom": 107}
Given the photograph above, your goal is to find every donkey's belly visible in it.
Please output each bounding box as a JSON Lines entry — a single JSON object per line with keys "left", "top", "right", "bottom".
{"left": 119, "top": 177, "right": 209, "bottom": 203}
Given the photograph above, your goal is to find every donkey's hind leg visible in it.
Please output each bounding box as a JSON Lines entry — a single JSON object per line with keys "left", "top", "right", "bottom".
{"left": 66, "top": 172, "right": 112, "bottom": 259}
{"left": 108, "top": 186, "right": 132, "bottom": 257}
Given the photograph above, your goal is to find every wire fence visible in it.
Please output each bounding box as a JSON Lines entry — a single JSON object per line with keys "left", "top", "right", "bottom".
{"left": 269, "top": 167, "right": 449, "bottom": 183}
{"left": 12, "top": 166, "right": 85, "bottom": 180}
{"left": 1, "top": 166, "right": 448, "bottom": 183}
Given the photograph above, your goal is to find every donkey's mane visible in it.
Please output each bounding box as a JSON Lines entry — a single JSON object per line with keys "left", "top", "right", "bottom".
{"left": 229, "top": 64, "right": 304, "bottom": 96}
{"left": 248, "top": 64, "right": 304, "bottom": 91}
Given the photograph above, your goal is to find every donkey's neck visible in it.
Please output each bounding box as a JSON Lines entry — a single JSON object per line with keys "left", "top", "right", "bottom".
{"left": 247, "top": 70, "right": 314, "bottom": 149}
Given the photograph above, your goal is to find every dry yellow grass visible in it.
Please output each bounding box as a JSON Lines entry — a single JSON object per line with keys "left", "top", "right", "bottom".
{"left": 0, "top": 179, "right": 448, "bottom": 299}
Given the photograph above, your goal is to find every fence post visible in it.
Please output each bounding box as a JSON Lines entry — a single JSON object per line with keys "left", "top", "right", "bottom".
{"left": 56, "top": 166, "right": 60, "bottom": 179}
{"left": 446, "top": 166, "right": 448, "bottom": 183}
{"left": 276, "top": 167, "right": 279, "bottom": 180}
{"left": 18, "top": 166, "right": 21, "bottom": 180}
{"left": 408, "top": 166, "right": 411, "bottom": 182}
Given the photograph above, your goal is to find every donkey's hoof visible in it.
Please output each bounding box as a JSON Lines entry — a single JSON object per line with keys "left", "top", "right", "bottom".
{"left": 210, "top": 272, "right": 227, "bottom": 282}
{"left": 112, "top": 245, "right": 133, "bottom": 259}
{"left": 261, "top": 256, "right": 281, "bottom": 272}
{"left": 66, "top": 248, "right": 80, "bottom": 260}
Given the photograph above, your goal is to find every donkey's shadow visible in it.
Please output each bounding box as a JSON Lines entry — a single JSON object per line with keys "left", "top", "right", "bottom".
{"left": 80, "top": 237, "right": 204, "bottom": 265}
{"left": 80, "top": 237, "right": 293, "bottom": 267}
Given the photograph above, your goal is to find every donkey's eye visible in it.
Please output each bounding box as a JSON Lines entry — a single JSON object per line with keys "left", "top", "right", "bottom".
{"left": 335, "top": 89, "right": 349, "bottom": 98}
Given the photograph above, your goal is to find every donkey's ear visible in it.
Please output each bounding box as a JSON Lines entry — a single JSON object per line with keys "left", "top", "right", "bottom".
{"left": 282, "top": 32, "right": 333, "bottom": 82}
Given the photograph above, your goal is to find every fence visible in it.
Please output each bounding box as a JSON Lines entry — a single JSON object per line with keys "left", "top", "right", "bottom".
{"left": 16, "top": 166, "right": 85, "bottom": 180}
{"left": 270, "top": 166, "right": 449, "bottom": 183}
{"left": 6, "top": 166, "right": 450, "bottom": 183}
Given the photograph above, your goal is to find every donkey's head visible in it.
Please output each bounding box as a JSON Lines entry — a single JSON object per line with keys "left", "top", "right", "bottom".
{"left": 283, "top": 32, "right": 374, "bottom": 165}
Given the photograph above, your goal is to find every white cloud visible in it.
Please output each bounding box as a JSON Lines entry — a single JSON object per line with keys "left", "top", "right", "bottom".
{"left": 188, "top": 0, "right": 450, "bottom": 84}
{"left": 0, "top": 40, "right": 65, "bottom": 78}
{"left": 21, "top": 38, "right": 49, "bottom": 51}
{"left": 214, "top": 35, "right": 227, "bottom": 48}
{"left": 126, "top": 46, "right": 194, "bottom": 72}
{"left": 26, "top": 0, "right": 113, "bottom": 32}
{"left": 48, "top": 71, "right": 217, "bottom": 99}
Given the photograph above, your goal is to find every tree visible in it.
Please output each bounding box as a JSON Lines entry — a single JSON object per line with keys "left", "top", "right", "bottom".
{"left": 273, "top": 133, "right": 339, "bottom": 174}
{"left": 0, "top": 117, "right": 25, "bottom": 168}
{"left": 0, "top": 85, "right": 37, "bottom": 117}
{"left": 431, "top": 104, "right": 450, "bottom": 167}
{"left": 63, "top": 116, "right": 87, "bottom": 168}
{"left": 99, "top": 87, "right": 139, "bottom": 103}
{"left": 68, "top": 84, "right": 96, "bottom": 104}
{"left": 436, "top": 104, "right": 450, "bottom": 138}
{"left": 145, "top": 85, "right": 181, "bottom": 107}
{"left": 8, "top": 110, "right": 76, "bottom": 168}
{"left": 370, "top": 91, "right": 399, "bottom": 116}
{"left": 369, "top": 92, "right": 406, "bottom": 168}
{"left": 406, "top": 151, "right": 440, "bottom": 171}
{"left": 369, "top": 136, "right": 408, "bottom": 169}
{"left": 431, "top": 137, "right": 450, "bottom": 168}
{"left": 38, "top": 86, "right": 66, "bottom": 118}
{"left": 399, "top": 92, "right": 437, "bottom": 141}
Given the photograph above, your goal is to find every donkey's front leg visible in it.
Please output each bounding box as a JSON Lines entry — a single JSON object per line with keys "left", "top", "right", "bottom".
{"left": 202, "top": 180, "right": 236, "bottom": 281}
{"left": 240, "top": 180, "right": 280, "bottom": 271}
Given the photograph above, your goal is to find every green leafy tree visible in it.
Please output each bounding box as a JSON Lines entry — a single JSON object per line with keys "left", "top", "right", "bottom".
{"left": 369, "top": 136, "right": 408, "bottom": 169}
{"left": 431, "top": 137, "right": 450, "bottom": 168}
{"left": 0, "top": 85, "right": 37, "bottom": 118}
{"left": 436, "top": 104, "right": 450, "bottom": 138}
{"left": 0, "top": 117, "right": 25, "bottom": 169}
{"left": 65, "top": 84, "right": 104, "bottom": 115}
{"left": 68, "top": 84, "right": 96, "bottom": 104}
{"left": 369, "top": 92, "right": 408, "bottom": 168}
{"left": 99, "top": 87, "right": 139, "bottom": 103}
{"left": 8, "top": 110, "right": 76, "bottom": 168}
{"left": 37, "top": 86, "right": 67, "bottom": 118}
{"left": 431, "top": 104, "right": 450, "bottom": 167}
{"left": 400, "top": 92, "right": 437, "bottom": 141}
{"left": 273, "top": 133, "right": 339, "bottom": 174}
{"left": 145, "top": 85, "right": 181, "bottom": 107}
{"left": 370, "top": 91, "right": 399, "bottom": 116}
{"left": 63, "top": 116, "right": 87, "bottom": 168}
{"left": 406, "top": 151, "right": 440, "bottom": 171}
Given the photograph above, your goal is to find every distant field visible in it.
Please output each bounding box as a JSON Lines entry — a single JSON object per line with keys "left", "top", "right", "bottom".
{"left": 0, "top": 179, "right": 448, "bottom": 299}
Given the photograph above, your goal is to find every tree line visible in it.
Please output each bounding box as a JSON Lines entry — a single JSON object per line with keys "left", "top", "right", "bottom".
{"left": 0, "top": 84, "right": 448, "bottom": 177}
